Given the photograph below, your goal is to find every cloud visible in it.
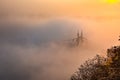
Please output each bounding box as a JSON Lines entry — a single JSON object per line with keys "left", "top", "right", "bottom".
{"left": 0, "top": 19, "right": 79, "bottom": 45}
{"left": 0, "top": 19, "right": 117, "bottom": 80}
{"left": 0, "top": 18, "right": 104, "bottom": 80}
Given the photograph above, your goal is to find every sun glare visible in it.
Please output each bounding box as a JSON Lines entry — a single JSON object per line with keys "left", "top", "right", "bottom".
{"left": 104, "top": 0, "right": 119, "bottom": 4}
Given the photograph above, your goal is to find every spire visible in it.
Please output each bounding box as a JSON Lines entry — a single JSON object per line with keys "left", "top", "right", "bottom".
{"left": 77, "top": 30, "right": 79, "bottom": 37}
{"left": 81, "top": 30, "right": 83, "bottom": 38}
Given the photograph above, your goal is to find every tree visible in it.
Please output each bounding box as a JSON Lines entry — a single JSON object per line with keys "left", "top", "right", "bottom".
{"left": 71, "top": 46, "right": 120, "bottom": 80}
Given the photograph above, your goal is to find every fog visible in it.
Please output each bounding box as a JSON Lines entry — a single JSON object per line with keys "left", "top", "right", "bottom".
{"left": 0, "top": 17, "right": 119, "bottom": 80}
{"left": 0, "top": 0, "right": 120, "bottom": 80}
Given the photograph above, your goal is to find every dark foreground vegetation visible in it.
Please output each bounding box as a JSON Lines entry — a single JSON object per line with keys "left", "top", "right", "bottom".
{"left": 71, "top": 46, "right": 120, "bottom": 80}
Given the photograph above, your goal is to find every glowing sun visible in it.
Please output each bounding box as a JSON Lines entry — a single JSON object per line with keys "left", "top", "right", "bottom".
{"left": 105, "top": 0, "right": 119, "bottom": 4}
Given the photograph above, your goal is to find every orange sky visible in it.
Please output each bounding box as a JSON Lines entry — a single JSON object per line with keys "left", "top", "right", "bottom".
{"left": 0, "top": 0, "right": 120, "bottom": 46}
{"left": 0, "top": 0, "right": 120, "bottom": 17}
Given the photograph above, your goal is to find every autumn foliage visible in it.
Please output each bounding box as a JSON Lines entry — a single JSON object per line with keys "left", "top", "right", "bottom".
{"left": 71, "top": 46, "right": 120, "bottom": 80}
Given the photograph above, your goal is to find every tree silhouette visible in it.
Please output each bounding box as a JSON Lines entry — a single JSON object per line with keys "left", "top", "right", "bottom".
{"left": 71, "top": 46, "right": 120, "bottom": 80}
